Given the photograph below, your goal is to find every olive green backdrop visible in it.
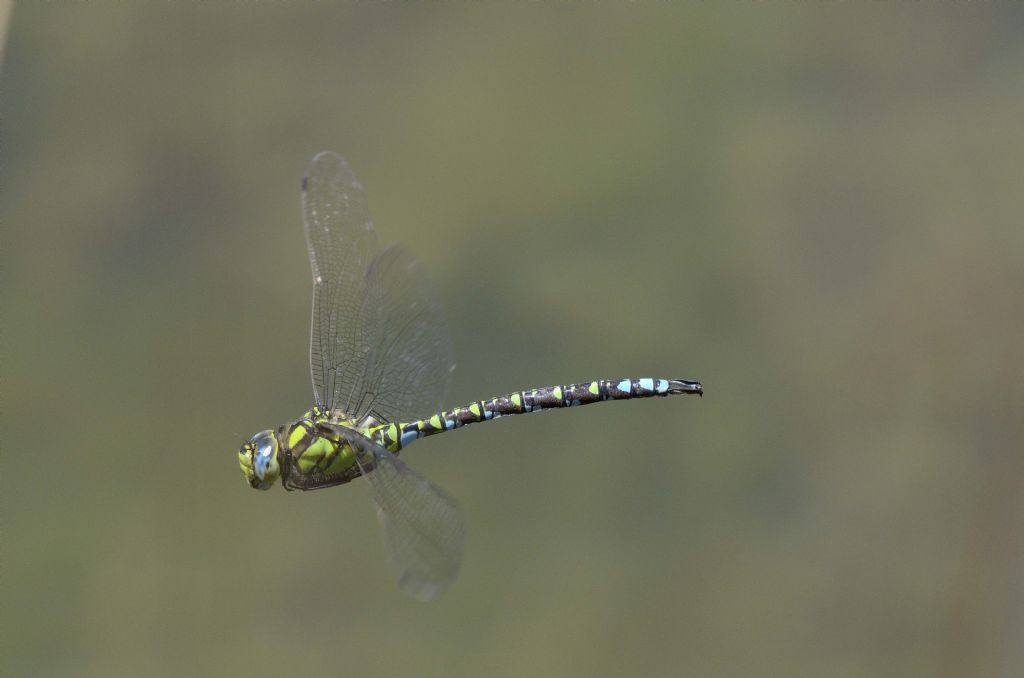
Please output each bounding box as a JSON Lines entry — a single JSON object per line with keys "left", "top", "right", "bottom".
{"left": 3, "top": 3, "right": 1023, "bottom": 677}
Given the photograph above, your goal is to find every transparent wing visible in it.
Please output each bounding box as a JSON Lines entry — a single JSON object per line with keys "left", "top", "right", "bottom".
{"left": 302, "top": 151, "right": 381, "bottom": 414}
{"left": 354, "top": 244, "right": 455, "bottom": 424}
{"left": 302, "top": 153, "right": 453, "bottom": 422}
{"left": 334, "top": 427, "right": 466, "bottom": 601}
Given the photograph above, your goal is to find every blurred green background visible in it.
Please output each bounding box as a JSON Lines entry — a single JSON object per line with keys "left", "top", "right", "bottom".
{"left": 3, "top": 3, "right": 1023, "bottom": 677}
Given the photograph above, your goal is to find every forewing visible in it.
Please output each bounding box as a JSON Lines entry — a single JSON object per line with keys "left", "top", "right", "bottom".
{"left": 354, "top": 244, "right": 455, "bottom": 424}
{"left": 339, "top": 429, "right": 466, "bottom": 601}
{"left": 302, "top": 151, "right": 381, "bottom": 414}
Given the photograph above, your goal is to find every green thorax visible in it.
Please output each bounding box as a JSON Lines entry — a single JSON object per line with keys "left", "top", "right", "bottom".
{"left": 278, "top": 407, "right": 398, "bottom": 490}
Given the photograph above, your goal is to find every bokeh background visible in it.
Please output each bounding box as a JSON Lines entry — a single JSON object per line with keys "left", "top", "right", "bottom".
{"left": 3, "top": 3, "right": 1023, "bottom": 677}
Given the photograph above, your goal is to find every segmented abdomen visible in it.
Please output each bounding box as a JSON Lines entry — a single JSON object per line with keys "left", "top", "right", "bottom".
{"left": 377, "top": 378, "right": 701, "bottom": 451}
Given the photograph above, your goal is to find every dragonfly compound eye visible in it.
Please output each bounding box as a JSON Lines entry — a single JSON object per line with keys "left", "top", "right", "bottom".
{"left": 240, "top": 430, "right": 280, "bottom": 490}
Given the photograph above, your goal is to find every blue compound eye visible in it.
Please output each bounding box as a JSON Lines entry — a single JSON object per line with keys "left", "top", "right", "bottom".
{"left": 251, "top": 431, "right": 280, "bottom": 482}
{"left": 255, "top": 433, "right": 274, "bottom": 459}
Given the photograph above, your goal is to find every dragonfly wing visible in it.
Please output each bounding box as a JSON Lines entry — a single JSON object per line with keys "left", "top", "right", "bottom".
{"left": 302, "top": 151, "right": 381, "bottom": 414}
{"left": 355, "top": 244, "right": 455, "bottom": 424}
{"left": 337, "top": 428, "right": 466, "bottom": 601}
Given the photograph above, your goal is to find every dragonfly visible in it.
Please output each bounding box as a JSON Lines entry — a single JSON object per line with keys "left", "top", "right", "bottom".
{"left": 237, "top": 151, "right": 703, "bottom": 600}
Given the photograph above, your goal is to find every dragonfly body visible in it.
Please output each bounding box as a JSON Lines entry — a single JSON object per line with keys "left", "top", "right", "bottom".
{"left": 237, "top": 151, "right": 702, "bottom": 599}
{"left": 250, "top": 377, "right": 703, "bottom": 492}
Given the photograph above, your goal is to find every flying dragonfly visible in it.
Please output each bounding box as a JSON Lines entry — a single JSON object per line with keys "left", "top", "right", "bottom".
{"left": 238, "top": 151, "right": 703, "bottom": 600}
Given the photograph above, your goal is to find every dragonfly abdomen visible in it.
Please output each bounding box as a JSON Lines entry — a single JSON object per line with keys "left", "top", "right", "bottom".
{"left": 383, "top": 378, "right": 702, "bottom": 450}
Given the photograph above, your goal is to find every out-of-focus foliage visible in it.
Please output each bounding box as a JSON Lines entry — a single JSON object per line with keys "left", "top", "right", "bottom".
{"left": 3, "top": 4, "right": 1023, "bottom": 677}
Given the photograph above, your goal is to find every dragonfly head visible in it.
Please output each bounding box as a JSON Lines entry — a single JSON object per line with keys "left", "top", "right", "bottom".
{"left": 238, "top": 430, "right": 281, "bottom": 490}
